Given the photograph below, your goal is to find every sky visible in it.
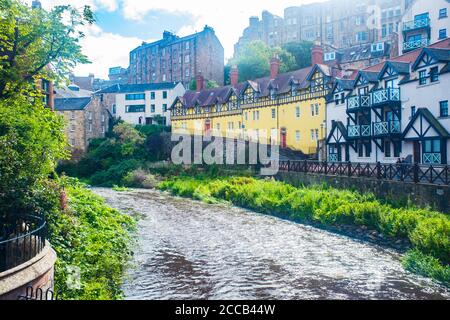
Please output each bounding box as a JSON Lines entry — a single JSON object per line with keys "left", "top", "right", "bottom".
{"left": 27, "top": 0, "right": 328, "bottom": 79}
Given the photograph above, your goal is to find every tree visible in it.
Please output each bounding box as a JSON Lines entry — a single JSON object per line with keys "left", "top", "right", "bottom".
{"left": 189, "top": 79, "right": 220, "bottom": 91}
{"left": 0, "top": 0, "right": 94, "bottom": 98}
{"left": 282, "top": 41, "right": 314, "bottom": 70}
{"left": 228, "top": 41, "right": 296, "bottom": 82}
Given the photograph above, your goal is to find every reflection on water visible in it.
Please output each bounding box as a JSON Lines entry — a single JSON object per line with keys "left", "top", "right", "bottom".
{"left": 93, "top": 188, "right": 450, "bottom": 300}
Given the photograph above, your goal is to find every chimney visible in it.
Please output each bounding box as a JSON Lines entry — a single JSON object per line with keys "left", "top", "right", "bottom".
{"left": 230, "top": 65, "right": 239, "bottom": 87}
{"left": 270, "top": 56, "right": 280, "bottom": 79}
{"left": 196, "top": 73, "right": 204, "bottom": 92}
{"left": 311, "top": 43, "right": 324, "bottom": 66}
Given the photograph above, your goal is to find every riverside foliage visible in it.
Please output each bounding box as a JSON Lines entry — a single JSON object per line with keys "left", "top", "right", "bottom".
{"left": 43, "top": 177, "right": 135, "bottom": 300}
{"left": 159, "top": 176, "right": 450, "bottom": 286}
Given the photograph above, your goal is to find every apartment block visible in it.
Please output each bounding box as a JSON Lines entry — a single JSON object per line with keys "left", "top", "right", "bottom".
{"left": 128, "top": 26, "right": 224, "bottom": 87}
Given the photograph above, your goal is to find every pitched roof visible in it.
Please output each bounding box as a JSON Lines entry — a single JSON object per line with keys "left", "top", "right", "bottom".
{"left": 176, "top": 66, "right": 314, "bottom": 108}
{"left": 97, "top": 82, "right": 180, "bottom": 94}
{"left": 325, "top": 42, "right": 391, "bottom": 65}
{"left": 54, "top": 97, "right": 91, "bottom": 111}
{"left": 55, "top": 85, "right": 93, "bottom": 99}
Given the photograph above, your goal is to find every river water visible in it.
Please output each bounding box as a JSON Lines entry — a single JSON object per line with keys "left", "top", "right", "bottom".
{"left": 93, "top": 188, "right": 450, "bottom": 300}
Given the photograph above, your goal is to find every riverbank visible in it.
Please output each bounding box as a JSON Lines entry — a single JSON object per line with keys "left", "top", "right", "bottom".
{"left": 158, "top": 175, "right": 450, "bottom": 287}
{"left": 45, "top": 177, "right": 136, "bottom": 300}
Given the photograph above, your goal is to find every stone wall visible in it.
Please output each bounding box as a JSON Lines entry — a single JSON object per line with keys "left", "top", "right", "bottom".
{"left": 0, "top": 243, "right": 57, "bottom": 300}
{"left": 275, "top": 171, "right": 450, "bottom": 214}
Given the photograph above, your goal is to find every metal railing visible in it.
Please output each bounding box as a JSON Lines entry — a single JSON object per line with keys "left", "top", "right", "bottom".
{"left": 371, "top": 88, "right": 401, "bottom": 106}
{"left": 403, "top": 18, "right": 430, "bottom": 32}
{"left": 0, "top": 215, "right": 46, "bottom": 273}
{"left": 373, "top": 120, "right": 401, "bottom": 136}
{"left": 279, "top": 160, "right": 450, "bottom": 185}
{"left": 403, "top": 38, "right": 430, "bottom": 52}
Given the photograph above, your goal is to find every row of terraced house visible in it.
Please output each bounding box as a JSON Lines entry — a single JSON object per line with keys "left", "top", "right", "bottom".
{"left": 170, "top": 36, "right": 450, "bottom": 165}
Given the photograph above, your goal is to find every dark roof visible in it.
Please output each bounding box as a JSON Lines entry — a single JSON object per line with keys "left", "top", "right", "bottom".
{"left": 54, "top": 97, "right": 91, "bottom": 111}
{"left": 176, "top": 66, "right": 314, "bottom": 108}
{"left": 326, "top": 121, "right": 348, "bottom": 144}
{"left": 412, "top": 47, "right": 450, "bottom": 70}
{"left": 325, "top": 42, "right": 391, "bottom": 65}
{"left": 97, "top": 82, "right": 180, "bottom": 94}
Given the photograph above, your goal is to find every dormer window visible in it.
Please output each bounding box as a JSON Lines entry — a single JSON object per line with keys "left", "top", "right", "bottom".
{"left": 324, "top": 52, "right": 336, "bottom": 61}
{"left": 270, "top": 88, "right": 277, "bottom": 100}
{"left": 195, "top": 106, "right": 201, "bottom": 114}
{"left": 291, "top": 84, "right": 298, "bottom": 96}
{"left": 371, "top": 42, "right": 384, "bottom": 52}
{"left": 216, "top": 103, "right": 221, "bottom": 112}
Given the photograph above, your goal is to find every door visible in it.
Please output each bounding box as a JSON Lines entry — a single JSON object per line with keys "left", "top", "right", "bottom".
{"left": 413, "top": 141, "right": 420, "bottom": 163}
{"left": 280, "top": 129, "right": 287, "bottom": 149}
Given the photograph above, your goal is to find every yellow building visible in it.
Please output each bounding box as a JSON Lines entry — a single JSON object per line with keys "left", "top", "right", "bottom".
{"left": 171, "top": 62, "right": 332, "bottom": 155}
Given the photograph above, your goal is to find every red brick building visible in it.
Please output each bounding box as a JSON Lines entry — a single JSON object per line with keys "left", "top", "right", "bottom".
{"left": 128, "top": 26, "right": 224, "bottom": 87}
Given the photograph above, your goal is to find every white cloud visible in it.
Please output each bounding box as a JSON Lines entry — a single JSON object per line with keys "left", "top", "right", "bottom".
{"left": 34, "top": 0, "right": 328, "bottom": 77}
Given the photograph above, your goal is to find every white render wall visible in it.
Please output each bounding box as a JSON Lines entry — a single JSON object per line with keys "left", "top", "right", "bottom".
{"left": 400, "top": 0, "right": 450, "bottom": 46}
{"left": 115, "top": 83, "right": 185, "bottom": 126}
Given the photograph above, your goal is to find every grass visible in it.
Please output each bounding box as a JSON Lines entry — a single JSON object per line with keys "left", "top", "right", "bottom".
{"left": 158, "top": 175, "right": 450, "bottom": 287}
{"left": 112, "top": 185, "right": 131, "bottom": 192}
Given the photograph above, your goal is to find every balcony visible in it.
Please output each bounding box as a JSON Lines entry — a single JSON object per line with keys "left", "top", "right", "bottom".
{"left": 370, "top": 88, "right": 401, "bottom": 107}
{"left": 402, "top": 18, "right": 430, "bottom": 32}
{"left": 346, "top": 95, "right": 371, "bottom": 112}
{"left": 347, "top": 124, "right": 371, "bottom": 139}
{"left": 372, "top": 120, "right": 401, "bottom": 137}
{"left": 403, "top": 38, "right": 430, "bottom": 52}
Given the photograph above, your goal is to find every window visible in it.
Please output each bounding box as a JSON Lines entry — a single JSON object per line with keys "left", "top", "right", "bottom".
{"left": 315, "top": 129, "right": 319, "bottom": 141}
{"left": 150, "top": 92, "right": 155, "bottom": 100}
{"left": 102, "top": 113, "right": 105, "bottom": 123}
{"left": 184, "top": 54, "right": 190, "bottom": 63}
{"left": 185, "top": 69, "right": 190, "bottom": 78}
{"left": 419, "top": 70, "right": 427, "bottom": 85}
{"left": 70, "top": 138, "right": 75, "bottom": 146}
{"left": 88, "top": 111, "right": 92, "bottom": 120}
{"left": 102, "top": 125, "right": 105, "bottom": 134}
{"left": 256, "top": 110, "right": 260, "bottom": 120}
{"left": 295, "top": 130, "right": 300, "bottom": 142}
{"left": 430, "top": 67, "right": 439, "bottom": 82}
{"left": 382, "top": 24, "right": 387, "bottom": 38}
{"left": 394, "top": 141, "right": 401, "bottom": 158}
{"left": 356, "top": 31, "right": 368, "bottom": 42}
{"left": 71, "top": 111, "right": 75, "bottom": 120}
{"left": 185, "top": 42, "right": 190, "bottom": 50}
{"left": 163, "top": 104, "right": 167, "bottom": 112}
{"left": 126, "top": 93, "right": 145, "bottom": 100}
{"left": 125, "top": 105, "right": 145, "bottom": 113}
{"left": 296, "top": 106, "right": 300, "bottom": 118}
{"left": 216, "top": 123, "right": 220, "bottom": 130}
{"left": 424, "top": 139, "right": 441, "bottom": 153}
{"left": 311, "top": 104, "right": 314, "bottom": 116}
{"left": 245, "top": 112, "right": 248, "bottom": 121}
{"left": 439, "top": 8, "right": 447, "bottom": 19}
{"left": 163, "top": 91, "right": 168, "bottom": 99}
{"left": 70, "top": 124, "right": 75, "bottom": 132}
{"left": 324, "top": 52, "right": 336, "bottom": 61}
{"left": 88, "top": 123, "right": 92, "bottom": 132}
{"left": 151, "top": 104, "right": 156, "bottom": 113}
{"left": 252, "top": 111, "right": 256, "bottom": 120}
{"left": 311, "top": 129, "right": 315, "bottom": 141}
{"left": 162, "top": 74, "right": 166, "bottom": 81}
{"left": 439, "top": 29, "right": 447, "bottom": 40}
{"left": 112, "top": 104, "right": 116, "bottom": 114}
{"left": 315, "top": 103, "right": 319, "bottom": 116}
{"left": 371, "top": 42, "right": 384, "bottom": 52}
{"left": 271, "top": 108, "right": 276, "bottom": 119}
{"left": 411, "top": 106, "right": 416, "bottom": 118}
{"left": 440, "top": 100, "right": 449, "bottom": 117}
{"left": 365, "top": 143, "right": 371, "bottom": 158}
{"left": 358, "top": 142, "right": 364, "bottom": 157}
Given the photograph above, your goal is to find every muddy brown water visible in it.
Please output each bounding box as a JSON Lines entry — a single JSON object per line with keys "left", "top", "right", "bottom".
{"left": 93, "top": 188, "right": 450, "bottom": 300}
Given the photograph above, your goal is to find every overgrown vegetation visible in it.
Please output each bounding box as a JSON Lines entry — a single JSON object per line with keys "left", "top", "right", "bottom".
{"left": 159, "top": 176, "right": 450, "bottom": 286}
{"left": 41, "top": 177, "right": 135, "bottom": 300}
{"left": 57, "top": 122, "right": 172, "bottom": 186}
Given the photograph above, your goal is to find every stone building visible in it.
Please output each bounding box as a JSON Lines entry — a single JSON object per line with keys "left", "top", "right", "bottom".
{"left": 235, "top": 0, "right": 405, "bottom": 55}
{"left": 55, "top": 86, "right": 109, "bottom": 158}
{"left": 128, "top": 26, "right": 224, "bottom": 87}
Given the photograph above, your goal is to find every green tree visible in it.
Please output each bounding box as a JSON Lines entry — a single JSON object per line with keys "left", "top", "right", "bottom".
{"left": 0, "top": 0, "right": 94, "bottom": 98}
{"left": 282, "top": 41, "right": 314, "bottom": 70}
{"left": 228, "top": 41, "right": 296, "bottom": 82}
{"left": 189, "top": 79, "right": 220, "bottom": 91}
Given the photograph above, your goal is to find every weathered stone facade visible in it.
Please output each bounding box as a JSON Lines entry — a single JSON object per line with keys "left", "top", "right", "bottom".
{"left": 129, "top": 26, "right": 224, "bottom": 87}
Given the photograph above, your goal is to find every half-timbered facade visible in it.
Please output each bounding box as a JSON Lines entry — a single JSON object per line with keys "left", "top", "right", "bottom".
{"left": 171, "top": 63, "right": 332, "bottom": 155}
{"left": 326, "top": 38, "right": 450, "bottom": 164}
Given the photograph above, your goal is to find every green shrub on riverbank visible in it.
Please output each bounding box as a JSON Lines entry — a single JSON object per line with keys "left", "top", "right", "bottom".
{"left": 45, "top": 177, "right": 135, "bottom": 300}
{"left": 159, "top": 176, "right": 450, "bottom": 286}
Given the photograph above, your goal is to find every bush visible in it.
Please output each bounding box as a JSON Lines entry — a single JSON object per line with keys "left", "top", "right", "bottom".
{"left": 403, "top": 250, "right": 450, "bottom": 285}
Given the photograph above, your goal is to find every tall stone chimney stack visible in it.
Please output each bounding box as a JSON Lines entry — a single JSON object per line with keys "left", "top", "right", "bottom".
{"left": 270, "top": 56, "right": 281, "bottom": 79}
{"left": 230, "top": 65, "right": 239, "bottom": 87}
{"left": 311, "top": 43, "right": 324, "bottom": 65}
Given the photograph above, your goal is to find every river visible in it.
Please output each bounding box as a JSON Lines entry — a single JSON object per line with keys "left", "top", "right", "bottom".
{"left": 93, "top": 188, "right": 450, "bottom": 300}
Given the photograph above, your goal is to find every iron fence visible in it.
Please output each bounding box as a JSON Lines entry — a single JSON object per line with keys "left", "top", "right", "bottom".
{"left": 0, "top": 215, "right": 46, "bottom": 273}
{"left": 17, "top": 286, "right": 60, "bottom": 301}
{"left": 279, "top": 160, "right": 450, "bottom": 185}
